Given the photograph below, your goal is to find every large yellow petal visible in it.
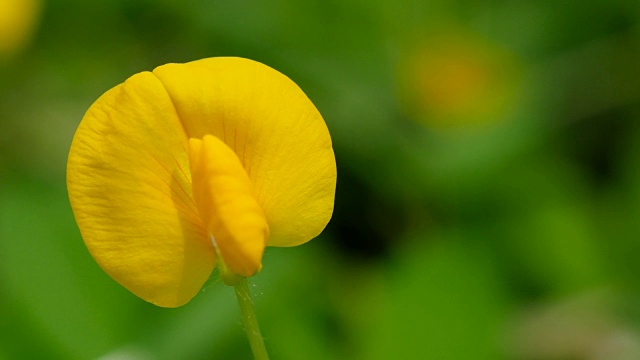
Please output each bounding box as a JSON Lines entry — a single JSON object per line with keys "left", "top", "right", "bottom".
{"left": 67, "top": 71, "right": 215, "bottom": 308}
{"left": 153, "top": 57, "right": 336, "bottom": 247}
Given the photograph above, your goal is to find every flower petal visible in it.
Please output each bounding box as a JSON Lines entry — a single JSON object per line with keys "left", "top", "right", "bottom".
{"left": 67, "top": 71, "right": 215, "bottom": 307}
{"left": 189, "top": 135, "right": 268, "bottom": 282}
{"left": 153, "top": 57, "right": 336, "bottom": 247}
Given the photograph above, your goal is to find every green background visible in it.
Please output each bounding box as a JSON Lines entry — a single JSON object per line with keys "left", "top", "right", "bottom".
{"left": 3, "top": 0, "right": 640, "bottom": 359}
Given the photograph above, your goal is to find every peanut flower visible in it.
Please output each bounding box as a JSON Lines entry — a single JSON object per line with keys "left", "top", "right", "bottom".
{"left": 0, "top": 0, "right": 41, "bottom": 58}
{"left": 67, "top": 57, "right": 336, "bottom": 308}
{"left": 397, "top": 30, "right": 520, "bottom": 129}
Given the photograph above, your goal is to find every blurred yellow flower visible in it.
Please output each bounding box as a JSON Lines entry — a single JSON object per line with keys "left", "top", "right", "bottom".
{"left": 67, "top": 57, "right": 336, "bottom": 307}
{"left": 0, "top": 0, "right": 41, "bottom": 57}
{"left": 397, "top": 29, "right": 521, "bottom": 129}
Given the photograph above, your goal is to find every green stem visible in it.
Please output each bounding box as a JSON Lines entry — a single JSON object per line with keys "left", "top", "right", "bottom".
{"left": 234, "top": 278, "right": 269, "bottom": 360}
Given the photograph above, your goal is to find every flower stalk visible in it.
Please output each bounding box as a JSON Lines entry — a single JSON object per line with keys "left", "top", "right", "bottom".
{"left": 234, "top": 278, "right": 269, "bottom": 360}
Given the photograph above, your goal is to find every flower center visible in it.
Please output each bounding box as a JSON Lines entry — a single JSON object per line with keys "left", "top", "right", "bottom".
{"left": 189, "top": 135, "right": 269, "bottom": 285}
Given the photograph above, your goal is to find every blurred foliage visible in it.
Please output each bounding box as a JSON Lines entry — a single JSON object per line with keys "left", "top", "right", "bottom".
{"left": 2, "top": 0, "right": 640, "bottom": 359}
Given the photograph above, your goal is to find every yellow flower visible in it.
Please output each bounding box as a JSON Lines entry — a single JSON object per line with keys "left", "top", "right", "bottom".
{"left": 397, "top": 30, "right": 521, "bottom": 129}
{"left": 0, "top": 0, "right": 41, "bottom": 57}
{"left": 67, "top": 57, "right": 336, "bottom": 308}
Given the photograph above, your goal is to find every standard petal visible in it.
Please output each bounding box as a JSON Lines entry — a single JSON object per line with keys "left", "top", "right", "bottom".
{"left": 67, "top": 71, "right": 215, "bottom": 307}
{"left": 153, "top": 57, "right": 337, "bottom": 247}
